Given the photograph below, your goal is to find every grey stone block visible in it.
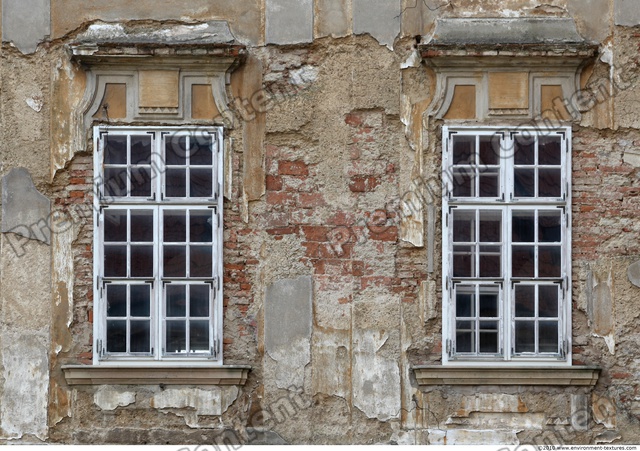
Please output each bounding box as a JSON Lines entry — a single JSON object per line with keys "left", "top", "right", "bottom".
{"left": 2, "top": 0, "right": 50, "bottom": 54}
{"left": 615, "top": 0, "right": 640, "bottom": 26}
{"left": 1, "top": 167, "right": 51, "bottom": 245}
{"left": 627, "top": 260, "right": 640, "bottom": 287}
{"left": 266, "top": 0, "right": 313, "bottom": 44}
{"left": 316, "top": 0, "right": 350, "bottom": 38}
{"left": 353, "top": 0, "right": 401, "bottom": 48}
{"left": 265, "top": 276, "right": 312, "bottom": 353}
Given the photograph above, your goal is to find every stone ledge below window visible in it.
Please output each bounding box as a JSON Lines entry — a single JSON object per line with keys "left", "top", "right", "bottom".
{"left": 413, "top": 366, "right": 600, "bottom": 386}
{"left": 62, "top": 365, "right": 251, "bottom": 386}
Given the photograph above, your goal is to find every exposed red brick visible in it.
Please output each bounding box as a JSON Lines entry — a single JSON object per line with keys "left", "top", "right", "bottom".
{"left": 302, "top": 225, "right": 329, "bottom": 241}
{"left": 349, "top": 175, "right": 380, "bottom": 192}
{"left": 266, "top": 175, "right": 283, "bottom": 191}
{"left": 278, "top": 160, "right": 309, "bottom": 176}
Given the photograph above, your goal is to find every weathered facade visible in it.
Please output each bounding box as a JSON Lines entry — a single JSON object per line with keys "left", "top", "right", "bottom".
{"left": 0, "top": 0, "right": 639, "bottom": 445}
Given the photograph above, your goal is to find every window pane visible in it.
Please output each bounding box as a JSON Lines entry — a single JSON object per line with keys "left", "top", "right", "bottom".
{"left": 515, "top": 285, "right": 535, "bottom": 317}
{"left": 130, "top": 167, "right": 151, "bottom": 197}
{"left": 539, "top": 211, "right": 561, "bottom": 242}
{"left": 453, "top": 211, "right": 474, "bottom": 242}
{"left": 190, "top": 211, "right": 213, "bottom": 243}
{"left": 190, "top": 245, "right": 213, "bottom": 277}
{"left": 538, "top": 246, "right": 561, "bottom": 277}
{"left": 130, "top": 210, "right": 154, "bottom": 242}
{"left": 539, "top": 321, "right": 559, "bottom": 353}
{"left": 166, "top": 168, "right": 186, "bottom": 197}
{"left": 479, "top": 211, "right": 501, "bottom": 242}
{"left": 164, "top": 245, "right": 186, "bottom": 277}
{"left": 538, "top": 136, "right": 561, "bottom": 165}
{"left": 479, "top": 135, "right": 499, "bottom": 165}
{"left": 190, "top": 320, "right": 209, "bottom": 351}
{"left": 538, "top": 285, "right": 558, "bottom": 317}
{"left": 512, "top": 211, "right": 535, "bottom": 242}
{"left": 452, "top": 136, "right": 475, "bottom": 165}
{"left": 479, "top": 170, "right": 499, "bottom": 197}
{"left": 130, "top": 284, "right": 151, "bottom": 317}
{"left": 104, "top": 168, "right": 127, "bottom": 197}
{"left": 515, "top": 321, "right": 535, "bottom": 353}
{"left": 452, "top": 169, "right": 472, "bottom": 197}
{"left": 191, "top": 136, "right": 213, "bottom": 165}
{"left": 456, "top": 320, "right": 474, "bottom": 353}
{"left": 514, "top": 136, "right": 534, "bottom": 165}
{"left": 514, "top": 168, "right": 535, "bottom": 197}
{"left": 107, "top": 320, "right": 127, "bottom": 352}
{"left": 106, "top": 284, "right": 127, "bottom": 317}
{"left": 130, "top": 320, "right": 150, "bottom": 353}
{"left": 130, "top": 245, "right": 153, "bottom": 277}
{"left": 456, "top": 289, "right": 474, "bottom": 317}
{"left": 104, "top": 135, "right": 127, "bottom": 164}
{"left": 479, "top": 293, "right": 498, "bottom": 317}
{"left": 164, "top": 211, "right": 186, "bottom": 242}
{"left": 479, "top": 245, "right": 501, "bottom": 277}
{"left": 538, "top": 168, "right": 561, "bottom": 197}
{"left": 167, "top": 135, "right": 187, "bottom": 165}
{"left": 190, "top": 285, "right": 210, "bottom": 317}
{"left": 104, "top": 210, "right": 127, "bottom": 242}
{"left": 166, "top": 284, "right": 186, "bottom": 317}
{"left": 130, "top": 135, "right": 152, "bottom": 164}
{"left": 512, "top": 245, "right": 535, "bottom": 277}
{"left": 166, "top": 320, "right": 186, "bottom": 353}
{"left": 104, "top": 245, "right": 127, "bottom": 277}
{"left": 190, "top": 168, "right": 213, "bottom": 198}
{"left": 479, "top": 321, "right": 498, "bottom": 353}
{"left": 453, "top": 245, "right": 473, "bottom": 277}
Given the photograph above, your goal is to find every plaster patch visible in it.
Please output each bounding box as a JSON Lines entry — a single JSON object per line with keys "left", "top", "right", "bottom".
{"left": 94, "top": 387, "right": 136, "bottom": 411}
{"left": 152, "top": 386, "right": 239, "bottom": 424}
{"left": 26, "top": 95, "right": 44, "bottom": 112}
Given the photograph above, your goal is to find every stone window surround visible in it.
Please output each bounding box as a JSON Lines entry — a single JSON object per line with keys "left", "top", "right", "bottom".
{"left": 413, "top": 366, "right": 600, "bottom": 386}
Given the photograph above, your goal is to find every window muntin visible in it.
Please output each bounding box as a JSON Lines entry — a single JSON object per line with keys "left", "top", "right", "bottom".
{"left": 443, "top": 127, "right": 570, "bottom": 364}
{"left": 94, "top": 127, "right": 223, "bottom": 363}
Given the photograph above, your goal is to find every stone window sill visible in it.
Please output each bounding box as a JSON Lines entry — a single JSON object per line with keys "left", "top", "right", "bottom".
{"left": 62, "top": 364, "right": 251, "bottom": 386}
{"left": 413, "top": 366, "right": 600, "bottom": 386}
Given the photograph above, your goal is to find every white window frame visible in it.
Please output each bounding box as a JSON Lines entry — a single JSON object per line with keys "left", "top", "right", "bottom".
{"left": 93, "top": 126, "right": 224, "bottom": 366}
{"left": 442, "top": 126, "right": 572, "bottom": 366}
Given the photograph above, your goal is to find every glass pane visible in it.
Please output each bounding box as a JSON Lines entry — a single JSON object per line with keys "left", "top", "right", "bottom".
{"left": 455, "top": 290, "right": 474, "bottom": 317}
{"left": 539, "top": 211, "right": 561, "bottom": 242}
{"left": 479, "top": 293, "right": 498, "bottom": 317}
{"left": 479, "top": 245, "right": 501, "bottom": 277}
{"left": 538, "top": 136, "right": 561, "bottom": 165}
{"left": 538, "top": 169, "right": 561, "bottom": 197}
{"left": 104, "top": 168, "right": 127, "bottom": 197}
{"left": 452, "top": 169, "right": 472, "bottom": 197}
{"left": 455, "top": 320, "right": 474, "bottom": 353}
{"left": 164, "top": 211, "right": 186, "bottom": 242}
{"left": 130, "top": 320, "right": 150, "bottom": 353}
{"left": 515, "top": 321, "right": 535, "bottom": 353}
{"left": 130, "top": 167, "right": 151, "bottom": 197}
{"left": 130, "top": 135, "right": 152, "bottom": 164}
{"left": 164, "top": 245, "right": 186, "bottom": 277}
{"left": 512, "top": 211, "right": 535, "bottom": 242}
{"left": 479, "top": 135, "right": 499, "bottom": 165}
{"left": 190, "top": 211, "right": 213, "bottom": 243}
{"left": 512, "top": 245, "right": 535, "bottom": 277}
{"left": 453, "top": 211, "right": 474, "bottom": 242}
{"left": 479, "top": 321, "right": 498, "bottom": 353}
{"left": 166, "top": 284, "right": 186, "bottom": 317}
{"left": 190, "top": 321, "right": 210, "bottom": 351}
{"left": 479, "top": 211, "right": 501, "bottom": 242}
{"left": 453, "top": 245, "right": 473, "bottom": 277}
{"left": 166, "top": 320, "right": 186, "bottom": 353}
{"left": 106, "top": 320, "right": 127, "bottom": 352}
{"left": 167, "top": 135, "right": 187, "bottom": 165}
{"left": 479, "top": 170, "right": 499, "bottom": 197}
{"left": 104, "top": 135, "right": 127, "bottom": 164}
{"left": 514, "top": 285, "right": 535, "bottom": 317}
{"left": 130, "top": 284, "right": 151, "bottom": 317}
{"left": 539, "top": 321, "right": 559, "bottom": 353}
{"left": 514, "top": 136, "right": 534, "bottom": 165}
{"left": 452, "top": 136, "right": 475, "bottom": 165}
{"left": 106, "top": 284, "right": 127, "bottom": 317}
{"left": 190, "top": 168, "right": 213, "bottom": 197}
{"left": 190, "top": 245, "right": 213, "bottom": 277}
{"left": 539, "top": 285, "right": 558, "bottom": 317}
{"left": 514, "top": 168, "right": 535, "bottom": 197}
{"left": 190, "top": 284, "right": 210, "bottom": 317}
{"left": 104, "top": 210, "right": 127, "bottom": 242}
{"left": 130, "top": 245, "right": 153, "bottom": 277}
{"left": 104, "top": 245, "right": 127, "bottom": 277}
{"left": 539, "top": 246, "right": 561, "bottom": 277}
{"left": 166, "top": 168, "right": 186, "bottom": 197}
{"left": 191, "top": 136, "right": 213, "bottom": 165}
{"left": 130, "top": 210, "right": 154, "bottom": 242}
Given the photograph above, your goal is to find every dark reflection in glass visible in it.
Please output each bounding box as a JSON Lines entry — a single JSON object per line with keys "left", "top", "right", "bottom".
{"left": 453, "top": 136, "right": 475, "bottom": 165}
{"left": 190, "top": 321, "right": 209, "bottom": 351}
{"left": 166, "top": 284, "right": 186, "bottom": 317}
{"left": 452, "top": 170, "right": 472, "bottom": 197}
{"left": 456, "top": 290, "right": 474, "bottom": 317}
{"left": 453, "top": 245, "right": 473, "bottom": 277}
{"left": 164, "top": 245, "right": 186, "bottom": 277}
{"left": 190, "top": 169, "right": 213, "bottom": 197}
{"left": 130, "top": 320, "right": 150, "bottom": 353}
{"left": 515, "top": 321, "right": 535, "bottom": 353}
{"left": 479, "top": 135, "right": 499, "bottom": 165}
{"left": 105, "top": 135, "right": 127, "bottom": 164}
{"left": 453, "top": 211, "right": 474, "bottom": 242}
{"left": 107, "top": 284, "right": 127, "bottom": 317}
{"left": 479, "top": 321, "right": 498, "bottom": 353}
{"left": 105, "top": 210, "right": 127, "bottom": 242}
{"left": 539, "top": 285, "right": 558, "bottom": 317}
{"left": 514, "top": 137, "right": 534, "bottom": 165}
{"left": 479, "top": 171, "right": 499, "bottom": 197}
{"left": 190, "top": 245, "right": 212, "bottom": 277}
{"left": 107, "top": 320, "right": 127, "bottom": 352}
{"left": 539, "top": 212, "right": 561, "bottom": 242}
{"left": 538, "top": 136, "right": 561, "bottom": 165}
{"left": 130, "top": 285, "right": 151, "bottom": 317}
{"left": 166, "top": 169, "right": 186, "bottom": 197}
{"left": 164, "top": 211, "right": 186, "bottom": 242}
{"left": 538, "top": 246, "right": 561, "bottom": 277}
{"left": 539, "top": 321, "right": 559, "bottom": 352}
{"left": 131, "top": 210, "right": 153, "bottom": 242}
{"left": 539, "top": 168, "right": 561, "bottom": 197}
{"left": 191, "top": 137, "right": 213, "bottom": 165}
{"left": 456, "top": 320, "right": 474, "bottom": 353}
{"left": 104, "top": 168, "right": 127, "bottom": 197}
{"left": 512, "top": 246, "right": 535, "bottom": 277}
{"left": 166, "top": 320, "right": 186, "bottom": 352}
{"left": 479, "top": 212, "right": 500, "bottom": 242}
{"left": 479, "top": 245, "right": 501, "bottom": 277}
{"left": 131, "top": 245, "right": 153, "bottom": 277}
{"left": 131, "top": 135, "right": 152, "bottom": 164}
{"left": 514, "top": 168, "right": 535, "bottom": 197}
{"left": 479, "top": 293, "right": 498, "bottom": 317}
{"left": 131, "top": 167, "right": 151, "bottom": 197}
{"left": 167, "top": 136, "right": 187, "bottom": 165}
{"left": 190, "top": 285, "right": 210, "bottom": 317}
{"left": 104, "top": 245, "right": 127, "bottom": 277}
{"left": 190, "top": 211, "right": 213, "bottom": 242}
{"left": 512, "top": 212, "right": 535, "bottom": 242}
{"left": 515, "top": 285, "right": 535, "bottom": 317}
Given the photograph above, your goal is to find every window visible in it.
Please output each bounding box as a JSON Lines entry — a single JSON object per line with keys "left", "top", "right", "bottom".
{"left": 93, "top": 127, "right": 223, "bottom": 363}
{"left": 442, "top": 127, "right": 571, "bottom": 364}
